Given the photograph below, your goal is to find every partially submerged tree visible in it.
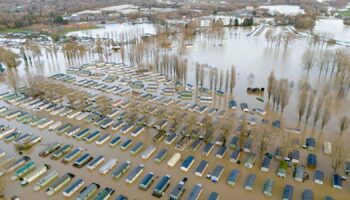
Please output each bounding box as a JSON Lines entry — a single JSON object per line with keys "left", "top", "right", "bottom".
{"left": 305, "top": 90, "right": 316, "bottom": 124}
{"left": 302, "top": 49, "right": 315, "bottom": 75}
{"left": 267, "top": 71, "right": 276, "bottom": 101}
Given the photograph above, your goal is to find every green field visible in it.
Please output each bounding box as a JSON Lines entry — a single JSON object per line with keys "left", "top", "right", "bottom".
{"left": 339, "top": 9, "right": 350, "bottom": 17}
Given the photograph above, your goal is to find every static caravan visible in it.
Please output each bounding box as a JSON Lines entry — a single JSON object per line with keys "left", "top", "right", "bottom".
{"left": 305, "top": 137, "right": 316, "bottom": 150}
{"left": 62, "top": 178, "right": 84, "bottom": 198}
{"left": 332, "top": 174, "right": 342, "bottom": 189}
{"left": 99, "top": 158, "right": 118, "bottom": 174}
{"left": 229, "top": 136, "right": 239, "bottom": 150}
{"left": 180, "top": 155, "right": 195, "bottom": 172}
{"left": 111, "top": 161, "right": 131, "bottom": 180}
{"left": 314, "top": 170, "right": 324, "bottom": 184}
{"left": 282, "top": 184, "right": 294, "bottom": 200}
{"left": 227, "top": 169, "right": 240, "bottom": 186}
{"left": 86, "top": 155, "right": 105, "bottom": 170}
{"left": 323, "top": 142, "right": 332, "bottom": 155}
{"left": 263, "top": 179, "right": 274, "bottom": 196}
{"left": 277, "top": 161, "right": 288, "bottom": 178}
{"left": 307, "top": 154, "right": 317, "bottom": 169}
{"left": 208, "top": 192, "right": 220, "bottom": 200}
{"left": 152, "top": 175, "right": 171, "bottom": 198}
{"left": 195, "top": 160, "right": 208, "bottom": 177}
{"left": 154, "top": 149, "right": 168, "bottom": 164}
{"left": 244, "top": 153, "right": 256, "bottom": 168}
{"left": 187, "top": 184, "right": 202, "bottom": 200}
{"left": 260, "top": 157, "right": 271, "bottom": 172}
{"left": 210, "top": 165, "right": 224, "bottom": 183}
{"left": 125, "top": 164, "right": 144, "bottom": 184}
{"left": 216, "top": 146, "right": 227, "bottom": 159}
{"left": 138, "top": 172, "right": 155, "bottom": 191}
{"left": 294, "top": 166, "right": 305, "bottom": 182}
{"left": 302, "top": 189, "right": 313, "bottom": 200}
{"left": 167, "top": 152, "right": 181, "bottom": 167}
{"left": 244, "top": 174, "right": 256, "bottom": 191}
{"left": 141, "top": 146, "right": 156, "bottom": 160}
{"left": 202, "top": 143, "right": 214, "bottom": 156}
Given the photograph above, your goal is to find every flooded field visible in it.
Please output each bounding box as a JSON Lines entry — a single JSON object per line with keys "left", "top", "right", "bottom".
{"left": 0, "top": 18, "right": 350, "bottom": 200}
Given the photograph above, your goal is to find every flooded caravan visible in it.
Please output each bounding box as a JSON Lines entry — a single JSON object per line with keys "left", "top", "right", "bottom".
{"left": 120, "top": 138, "right": 133, "bottom": 150}
{"left": 141, "top": 146, "right": 156, "bottom": 160}
{"left": 131, "top": 126, "right": 145, "bottom": 137}
{"left": 169, "top": 177, "right": 187, "bottom": 200}
{"left": 282, "top": 184, "right": 294, "bottom": 200}
{"left": 187, "top": 184, "right": 202, "bottom": 200}
{"left": 33, "top": 170, "right": 59, "bottom": 191}
{"left": 65, "top": 126, "right": 81, "bottom": 137}
{"left": 125, "top": 164, "right": 144, "bottom": 184}
{"left": 96, "top": 133, "right": 111, "bottom": 145}
{"left": 86, "top": 155, "right": 105, "bottom": 170}
{"left": 11, "top": 161, "right": 36, "bottom": 181}
{"left": 202, "top": 143, "right": 214, "bottom": 156}
{"left": 94, "top": 187, "right": 115, "bottom": 200}
{"left": 39, "top": 141, "right": 62, "bottom": 157}
{"left": 244, "top": 153, "right": 256, "bottom": 168}
{"left": 112, "top": 161, "right": 131, "bottom": 179}
{"left": 216, "top": 146, "right": 227, "bottom": 159}
{"left": 154, "top": 149, "right": 168, "bottom": 163}
{"left": 210, "top": 165, "right": 224, "bottom": 183}
{"left": 83, "top": 130, "right": 100, "bottom": 143}
{"left": 230, "top": 149, "right": 241, "bottom": 163}
{"left": 180, "top": 155, "right": 195, "bottom": 172}
{"left": 45, "top": 173, "right": 74, "bottom": 196}
{"left": 130, "top": 142, "right": 144, "bottom": 156}
{"left": 195, "top": 160, "right": 208, "bottom": 177}
{"left": 139, "top": 172, "right": 155, "bottom": 191}
{"left": 74, "top": 128, "right": 90, "bottom": 140}
{"left": 99, "top": 158, "right": 118, "bottom": 174}
{"left": 263, "top": 179, "right": 274, "bottom": 196}
{"left": 0, "top": 156, "right": 30, "bottom": 177}
{"left": 227, "top": 169, "right": 240, "bottom": 186}
{"left": 109, "top": 135, "right": 122, "bottom": 147}
{"left": 51, "top": 144, "right": 73, "bottom": 160}
{"left": 244, "top": 173, "right": 256, "bottom": 191}
{"left": 76, "top": 182, "right": 100, "bottom": 200}
{"left": 73, "top": 153, "right": 93, "bottom": 168}
{"left": 61, "top": 147, "right": 83, "bottom": 164}
{"left": 152, "top": 174, "right": 171, "bottom": 198}
{"left": 208, "top": 192, "right": 220, "bottom": 200}
{"left": 167, "top": 152, "right": 181, "bottom": 167}
{"left": 62, "top": 178, "right": 84, "bottom": 197}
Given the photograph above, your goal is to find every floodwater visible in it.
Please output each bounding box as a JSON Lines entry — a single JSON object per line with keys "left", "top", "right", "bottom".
{"left": 0, "top": 20, "right": 350, "bottom": 200}
{"left": 66, "top": 23, "right": 156, "bottom": 39}
{"left": 259, "top": 5, "right": 305, "bottom": 15}
{"left": 313, "top": 19, "right": 350, "bottom": 42}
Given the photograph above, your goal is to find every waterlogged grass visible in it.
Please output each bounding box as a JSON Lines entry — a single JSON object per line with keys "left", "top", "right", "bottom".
{"left": 0, "top": 28, "right": 33, "bottom": 33}
{"left": 60, "top": 25, "right": 102, "bottom": 34}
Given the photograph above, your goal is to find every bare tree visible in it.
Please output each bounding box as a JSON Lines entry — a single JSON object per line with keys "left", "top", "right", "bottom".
{"left": 279, "top": 79, "right": 290, "bottom": 113}
{"left": 313, "top": 96, "right": 324, "bottom": 127}
{"left": 6, "top": 68, "right": 20, "bottom": 94}
{"left": 267, "top": 71, "right": 276, "bottom": 101}
{"left": 305, "top": 90, "right": 316, "bottom": 124}
{"left": 255, "top": 126, "right": 272, "bottom": 162}
{"left": 219, "top": 69, "right": 224, "bottom": 91}
{"left": 247, "top": 73, "right": 255, "bottom": 87}
{"left": 298, "top": 80, "right": 309, "bottom": 123}
{"left": 339, "top": 116, "right": 349, "bottom": 136}
{"left": 302, "top": 49, "right": 315, "bottom": 75}
{"left": 229, "top": 65, "right": 236, "bottom": 94}
{"left": 330, "top": 136, "right": 347, "bottom": 173}
{"left": 225, "top": 69, "right": 229, "bottom": 93}
{"left": 239, "top": 114, "right": 248, "bottom": 149}
{"left": 320, "top": 97, "right": 331, "bottom": 131}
